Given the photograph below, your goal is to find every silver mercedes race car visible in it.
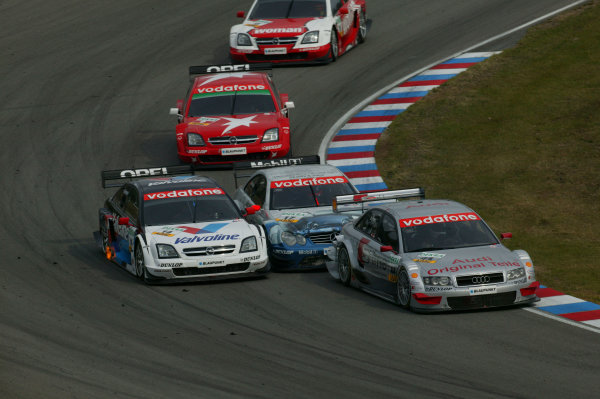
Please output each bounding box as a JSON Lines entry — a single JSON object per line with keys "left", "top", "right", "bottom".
{"left": 232, "top": 156, "right": 360, "bottom": 269}
{"left": 325, "top": 189, "right": 540, "bottom": 312}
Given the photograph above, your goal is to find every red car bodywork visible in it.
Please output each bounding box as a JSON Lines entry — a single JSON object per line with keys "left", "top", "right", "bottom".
{"left": 172, "top": 68, "right": 292, "bottom": 164}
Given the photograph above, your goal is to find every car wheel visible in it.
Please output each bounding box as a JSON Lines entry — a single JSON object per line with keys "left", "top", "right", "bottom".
{"left": 101, "top": 226, "right": 109, "bottom": 255}
{"left": 134, "top": 242, "right": 148, "bottom": 283}
{"left": 338, "top": 246, "right": 351, "bottom": 286}
{"left": 358, "top": 10, "right": 367, "bottom": 43}
{"left": 329, "top": 29, "right": 339, "bottom": 62}
{"left": 396, "top": 267, "right": 411, "bottom": 309}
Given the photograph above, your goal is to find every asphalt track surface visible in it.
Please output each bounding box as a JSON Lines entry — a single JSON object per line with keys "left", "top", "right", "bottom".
{"left": 1, "top": 1, "right": 598, "bottom": 398}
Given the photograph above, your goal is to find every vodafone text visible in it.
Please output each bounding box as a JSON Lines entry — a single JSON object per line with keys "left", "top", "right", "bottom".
{"left": 144, "top": 188, "right": 224, "bottom": 201}
{"left": 400, "top": 212, "right": 480, "bottom": 228}
{"left": 271, "top": 176, "right": 348, "bottom": 188}
{"left": 197, "top": 84, "right": 265, "bottom": 94}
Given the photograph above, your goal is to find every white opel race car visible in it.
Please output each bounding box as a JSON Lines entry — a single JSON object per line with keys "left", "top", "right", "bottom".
{"left": 95, "top": 166, "right": 270, "bottom": 284}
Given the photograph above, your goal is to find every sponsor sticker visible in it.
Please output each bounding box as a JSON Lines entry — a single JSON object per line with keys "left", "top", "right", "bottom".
{"left": 222, "top": 147, "right": 247, "bottom": 156}
{"left": 399, "top": 212, "right": 480, "bottom": 228}
{"left": 160, "top": 262, "right": 183, "bottom": 268}
{"left": 174, "top": 234, "right": 239, "bottom": 244}
{"left": 271, "top": 176, "right": 348, "bottom": 188}
{"left": 253, "top": 27, "right": 303, "bottom": 34}
{"left": 272, "top": 249, "right": 293, "bottom": 255}
{"left": 199, "top": 260, "right": 225, "bottom": 266}
{"left": 469, "top": 286, "right": 497, "bottom": 296}
{"left": 264, "top": 48, "right": 287, "bottom": 55}
{"left": 245, "top": 20, "right": 272, "bottom": 28}
{"left": 425, "top": 286, "right": 453, "bottom": 292}
{"left": 262, "top": 144, "right": 283, "bottom": 151}
{"left": 242, "top": 255, "right": 261, "bottom": 262}
{"left": 189, "top": 117, "right": 220, "bottom": 126}
{"left": 144, "top": 188, "right": 224, "bottom": 201}
{"left": 195, "top": 85, "right": 267, "bottom": 95}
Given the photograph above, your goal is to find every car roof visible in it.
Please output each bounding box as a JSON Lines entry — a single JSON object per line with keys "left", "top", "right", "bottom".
{"left": 192, "top": 72, "right": 270, "bottom": 90}
{"left": 260, "top": 164, "right": 349, "bottom": 181}
{"left": 374, "top": 199, "right": 476, "bottom": 220}
{"left": 130, "top": 176, "right": 221, "bottom": 194}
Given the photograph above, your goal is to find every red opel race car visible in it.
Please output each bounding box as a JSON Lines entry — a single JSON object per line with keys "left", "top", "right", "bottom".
{"left": 230, "top": 0, "right": 367, "bottom": 64}
{"left": 169, "top": 64, "right": 295, "bottom": 165}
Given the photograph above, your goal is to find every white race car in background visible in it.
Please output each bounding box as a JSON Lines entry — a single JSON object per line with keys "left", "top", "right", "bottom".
{"left": 230, "top": 0, "right": 367, "bottom": 64}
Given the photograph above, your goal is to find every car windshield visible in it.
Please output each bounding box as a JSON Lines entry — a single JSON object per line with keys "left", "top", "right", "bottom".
{"left": 144, "top": 197, "right": 240, "bottom": 226}
{"left": 188, "top": 92, "right": 276, "bottom": 117}
{"left": 401, "top": 220, "right": 499, "bottom": 253}
{"left": 270, "top": 182, "right": 355, "bottom": 210}
{"left": 250, "top": 0, "right": 327, "bottom": 19}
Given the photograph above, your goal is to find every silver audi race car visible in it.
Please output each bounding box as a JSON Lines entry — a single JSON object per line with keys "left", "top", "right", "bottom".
{"left": 325, "top": 189, "right": 540, "bottom": 312}
{"left": 94, "top": 165, "right": 270, "bottom": 284}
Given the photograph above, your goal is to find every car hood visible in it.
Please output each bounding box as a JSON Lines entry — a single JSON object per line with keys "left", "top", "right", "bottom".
{"left": 146, "top": 219, "right": 253, "bottom": 246}
{"left": 242, "top": 18, "right": 328, "bottom": 37}
{"left": 283, "top": 213, "right": 355, "bottom": 234}
{"left": 182, "top": 114, "right": 279, "bottom": 137}
{"left": 408, "top": 245, "right": 524, "bottom": 277}
{"left": 268, "top": 207, "right": 360, "bottom": 224}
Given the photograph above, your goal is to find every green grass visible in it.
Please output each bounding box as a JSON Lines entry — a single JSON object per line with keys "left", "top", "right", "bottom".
{"left": 376, "top": 1, "right": 600, "bottom": 303}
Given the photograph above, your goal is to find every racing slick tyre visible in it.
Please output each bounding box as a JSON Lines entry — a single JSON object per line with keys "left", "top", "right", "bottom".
{"left": 338, "top": 246, "right": 352, "bottom": 286}
{"left": 396, "top": 267, "right": 412, "bottom": 309}
{"left": 100, "top": 226, "right": 109, "bottom": 255}
{"left": 328, "top": 29, "right": 339, "bottom": 62}
{"left": 134, "top": 242, "right": 150, "bottom": 284}
{"left": 357, "top": 10, "right": 367, "bottom": 43}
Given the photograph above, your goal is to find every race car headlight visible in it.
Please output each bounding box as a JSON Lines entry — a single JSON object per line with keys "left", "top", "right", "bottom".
{"left": 187, "top": 133, "right": 205, "bottom": 146}
{"left": 423, "top": 276, "right": 451, "bottom": 286}
{"left": 237, "top": 33, "right": 252, "bottom": 46}
{"left": 301, "top": 31, "right": 319, "bottom": 44}
{"left": 281, "top": 231, "right": 306, "bottom": 246}
{"left": 156, "top": 244, "right": 179, "bottom": 259}
{"left": 261, "top": 128, "right": 279, "bottom": 142}
{"left": 507, "top": 268, "right": 526, "bottom": 280}
{"left": 240, "top": 236, "right": 258, "bottom": 253}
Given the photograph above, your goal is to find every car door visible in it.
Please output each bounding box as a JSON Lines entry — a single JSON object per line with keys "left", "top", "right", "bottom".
{"left": 113, "top": 184, "right": 139, "bottom": 263}
{"left": 240, "top": 174, "right": 268, "bottom": 225}
{"left": 350, "top": 209, "right": 381, "bottom": 287}
{"left": 333, "top": 0, "right": 354, "bottom": 47}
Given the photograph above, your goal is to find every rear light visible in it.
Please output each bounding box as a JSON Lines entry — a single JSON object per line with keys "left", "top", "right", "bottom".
{"left": 412, "top": 293, "right": 442, "bottom": 305}
{"left": 520, "top": 281, "right": 540, "bottom": 297}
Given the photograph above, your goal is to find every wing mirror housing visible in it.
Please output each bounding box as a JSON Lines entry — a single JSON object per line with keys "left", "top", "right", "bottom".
{"left": 500, "top": 232, "right": 513, "bottom": 241}
{"left": 380, "top": 245, "right": 394, "bottom": 253}
{"left": 245, "top": 204, "right": 261, "bottom": 215}
{"left": 118, "top": 217, "right": 130, "bottom": 226}
{"left": 237, "top": 11, "right": 245, "bottom": 18}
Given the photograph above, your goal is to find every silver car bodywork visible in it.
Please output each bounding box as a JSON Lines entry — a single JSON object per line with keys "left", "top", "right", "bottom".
{"left": 326, "top": 195, "right": 539, "bottom": 312}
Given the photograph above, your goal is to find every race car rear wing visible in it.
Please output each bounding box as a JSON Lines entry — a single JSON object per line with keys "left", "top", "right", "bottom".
{"left": 232, "top": 155, "right": 321, "bottom": 188}
{"left": 101, "top": 165, "right": 220, "bottom": 188}
{"left": 332, "top": 188, "right": 425, "bottom": 213}
{"left": 189, "top": 64, "right": 273, "bottom": 78}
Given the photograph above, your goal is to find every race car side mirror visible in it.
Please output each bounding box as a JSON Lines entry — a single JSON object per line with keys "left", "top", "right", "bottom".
{"left": 284, "top": 101, "right": 295, "bottom": 110}
{"left": 237, "top": 11, "right": 245, "bottom": 18}
{"left": 118, "top": 217, "right": 130, "bottom": 226}
{"left": 380, "top": 245, "right": 394, "bottom": 253}
{"left": 500, "top": 232, "right": 513, "bottom": 241}
{"left": 169, "top": 108, "right": 180, "bottom": 116}
{"left": 245, "top": 204, "right": 261, "bottom": 215}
